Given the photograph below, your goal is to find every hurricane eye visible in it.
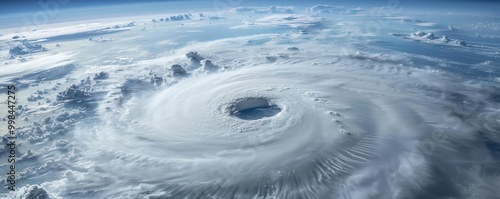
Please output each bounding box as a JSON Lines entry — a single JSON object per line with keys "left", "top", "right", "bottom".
{"left": 229, "top": 98, "right": 282, "bottom": 120}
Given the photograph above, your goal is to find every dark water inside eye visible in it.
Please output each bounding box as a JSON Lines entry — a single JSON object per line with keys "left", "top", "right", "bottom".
{"left": 234, "top": 105, "right": 282, "bottom": 120}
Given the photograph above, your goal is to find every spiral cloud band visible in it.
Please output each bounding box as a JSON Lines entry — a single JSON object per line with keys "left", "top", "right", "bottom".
{"left": 81, "top": 53, "right": 488, "bottom": 198}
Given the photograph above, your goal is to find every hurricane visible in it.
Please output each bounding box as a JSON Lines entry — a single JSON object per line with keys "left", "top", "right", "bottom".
{"left": 79, "top": 47, "right": 499, "bottom": 198}
{"left": 1, "top": 1, "right": 499, "bottom": 199}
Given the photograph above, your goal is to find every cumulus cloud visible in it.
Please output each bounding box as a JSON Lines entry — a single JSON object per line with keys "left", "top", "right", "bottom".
{"left": 13, "top": 185, "right": 52, "bottom": 199}
{"left": 233, "top": 14, "right": 323, "bottom": 30}
{"left": 201, "top": 59, "right": 219, "bottom": 71}
{"left": 171, "top": 64, "right": 187, "bottom": 76}
{"left": 231, "top": 5, "right": 294, "bottom": 14}
{"left": 9, "top": 39, "right": 46, "bottom": 56}
{"left": 111, "top": 21, "right": 136, "bottom": 29}
{"left": 152, "top": 14, "right": 192, "bottom": 23}
{"left": 306, "top": 4, "right": 343, "bottom": 13}
{"left": 306, "top": 4, "right": 363, "bottom": 14}
{"left": 57, "top": 77, "right": 94, "bottom": 101}
{"left": 393, "top": 31, "right": 467, "bottom": 46}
